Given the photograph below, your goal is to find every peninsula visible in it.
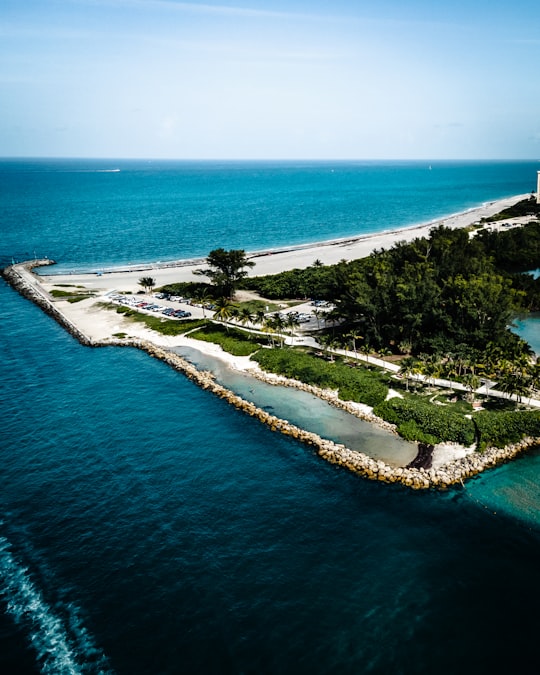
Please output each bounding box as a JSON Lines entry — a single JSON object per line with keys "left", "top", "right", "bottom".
{"left": 3, "top": 193, "right": 539, "bottom": 490}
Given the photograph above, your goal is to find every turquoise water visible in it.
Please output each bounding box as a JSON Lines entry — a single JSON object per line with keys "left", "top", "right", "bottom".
{"left": 1, "top": 160, "right": 540, "bottom": 674}
{"left": 513, "top": 313, "right": 540, "bottom": 354}
{"left": 1, "top": 158, "right": 536, "bottom": 272}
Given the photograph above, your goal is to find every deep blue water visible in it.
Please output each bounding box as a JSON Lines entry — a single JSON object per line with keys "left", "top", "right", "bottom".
{"left": 1, "top": 160, "right": 540, "bottom": 675}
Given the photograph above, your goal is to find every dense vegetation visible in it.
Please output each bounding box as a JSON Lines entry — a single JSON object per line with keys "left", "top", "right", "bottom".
{"left": 189, "top": 323, "right": 265, "bottom": 356}
{"left": 479, "top": 195, "right": 540, "bottom": 224}
{"left": 252, "top": 348, "right": 389, "bottom": 407}
{"left": 373, "top": 397, "right": 476, "bottom": 446}
{"left": 194, "top": 248, "right": 254, "bottom": 298}
{"left": 474, "top": 409, "right": 540, "bottom": 450}
{"left": 242, "top": 210, "right": 540, "bottom": 355}
{"left": 106, "top": 205, "right": 540, "bottom": 451}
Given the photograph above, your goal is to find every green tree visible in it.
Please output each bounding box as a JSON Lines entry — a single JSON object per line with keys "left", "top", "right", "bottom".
{"left": 192, "top": 286, "right": 211, "bottom": 318}
{"left": 194, "top": 248, "right": 255, "bottom": 299}
{"left": 462, "top": 373, "right": 480, "bottom": 402}
{"left": 239, "top": 307, "right": 254, "bottom": 328}
{"left": 213, "top": 297, "right": 236, "bottom": 330}
{"left": 138, "top": 276, "right": 156, "bottom": 294}
{"left": 255, "top": 309, "right": 266, "bottom": 327}
{"left": 285, "top": 313, "right": 300, "bottom": 345}
{"left": 399, "top": 356, "right": 419, "bottom": 392}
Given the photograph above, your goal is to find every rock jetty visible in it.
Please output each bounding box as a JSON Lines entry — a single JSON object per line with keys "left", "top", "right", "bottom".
{"left": 3, "top": 260, "right": 539, "bottom": 491}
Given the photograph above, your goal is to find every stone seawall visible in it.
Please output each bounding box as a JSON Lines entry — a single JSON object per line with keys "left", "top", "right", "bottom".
{"left": 1, "top": 260, "right": 95, "bottom": 347}
{"left": 3, "top": 261, "right": 539, "bottom": 491}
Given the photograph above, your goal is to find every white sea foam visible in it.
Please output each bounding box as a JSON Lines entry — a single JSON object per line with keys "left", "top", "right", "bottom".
{"left": 0, "top": 536, "right": 113, "bottom": 675}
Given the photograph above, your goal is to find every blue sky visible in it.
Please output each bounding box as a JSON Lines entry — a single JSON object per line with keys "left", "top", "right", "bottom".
{"left": 1, "top": 0, "right": 539, "bottom": 159}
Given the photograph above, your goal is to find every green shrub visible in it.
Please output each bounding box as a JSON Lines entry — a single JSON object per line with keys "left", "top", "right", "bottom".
{"left": 396, "top": 420, "right": 439, "bottom": 445}
{"left": 190, "top": 330, "right": 260, "bottom": 356}
{"left": 373, "top": 398, "right": 476, "bottom": 445}
{"left": 251, "top": 348, "right": 388, "bottom": 407}
{"left": 187, "top": 323, "right": 265, "bottom": 356}
{"left": 474, "top": 410, "right": 540, "bottom": 450}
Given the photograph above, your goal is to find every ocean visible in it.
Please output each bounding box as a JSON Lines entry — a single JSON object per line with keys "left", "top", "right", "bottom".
{"left": 1, "top": 159, "right": 539, "bottom": 675}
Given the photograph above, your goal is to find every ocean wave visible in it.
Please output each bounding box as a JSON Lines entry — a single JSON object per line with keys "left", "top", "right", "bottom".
{"left": 0, "top": 535, "right": 114, "bottom": 675}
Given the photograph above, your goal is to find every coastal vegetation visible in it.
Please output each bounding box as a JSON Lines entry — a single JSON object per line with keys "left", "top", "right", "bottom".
{"left": 50, "top": 287, "right": 97, "bottom": 303}
{"left": 242, "top": 218, "right": 540, "bottom": 354}
{"left": 189, "top": 323, "right": 265, "bottom": 357}
{"left": 95, "top": 205, "right": 540, "bottom": 454}
{"left": 194, "top": 248, "right": 254, "bottom": 299}
{"left": 252, "top": 348, "right": 389, "bottom": 407}
{"left": 373, "top": 397, "right": 476, "bottom": 446}
{"left": 138, "top": 276, "right": 156, "bottom": 294}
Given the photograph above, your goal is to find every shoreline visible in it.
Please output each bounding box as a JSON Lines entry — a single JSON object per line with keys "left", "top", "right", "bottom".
{"left": 36, "top": 193, "right": 530, "bottom": 291}
{"left": 3, "top": 258, "right": 539, "bottom": 491}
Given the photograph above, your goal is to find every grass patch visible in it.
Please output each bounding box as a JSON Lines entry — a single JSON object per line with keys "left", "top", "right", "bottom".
{"left": 51, "top": 288, "right": 96, "bottom": 303}
{"left": 51, "top": 289, "right": 95, "bottom": 298}
{"left": 234, "top": 299, "right": 281, "bottom": 314}
{"left": 54, "top": 284, "right": 87, "bottom": 288}
{"left": 190, "top": 323, "right": 265, "bottom": 356}
{"left": 98, "top": 302, "right": 208, "bottom": 335}
{"left": 251, "top": 347, "right": 389, "bottom": 407}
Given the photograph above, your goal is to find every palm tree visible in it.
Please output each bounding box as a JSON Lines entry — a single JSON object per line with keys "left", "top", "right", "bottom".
{"left": 239, "top": 307, "right": 254, "bottom": 328}
{"left": 193, "top": 287, "right": 211, "bottom": 318}
{"left": 397, "top": 339, "right": 412, "bottom": 356}
{"left": 317, "top": 333, "right": 332, "bottom": 360}
{"left": 318, "top": 334, "right": 339, "bottom": 361}
{"left": 285, "top": 313, "right": 300, "bottom": 345}
{"left": 213, "top": 297, "right": 235, "bottom": 330}
{"left": 138, "top": 276, "right": 156, "bottom": 294}
{"left": 399, "top": 356, "right": 418, "bottom": 392}
{"left": 255, "top": 309, "right": 266, "bottom": 327}
{"left": 347, "top": 331, "right": 362, "bottom": 359}
{"left": 418, "top": 353, "right": 441, "bottom": 386}
{"left": 312, "top": 308, "right": 325, "bottom": 329}
{"left": 271, "top": 314, "right": 286, "bottom": 347}
{"left": 262, "top": 316, "right": 277, "bottom": 347}
{"left": 462, "top": 373, "right": 480, "bottom": 403}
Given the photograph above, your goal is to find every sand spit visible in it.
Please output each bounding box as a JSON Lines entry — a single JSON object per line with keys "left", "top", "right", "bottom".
{"left": 3, "top": 258, "right": 539, "bottom": 491}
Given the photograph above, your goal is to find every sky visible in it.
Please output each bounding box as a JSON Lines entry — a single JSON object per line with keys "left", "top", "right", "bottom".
{"left": 1, "top": 0, "right": 540, "bottom": 159}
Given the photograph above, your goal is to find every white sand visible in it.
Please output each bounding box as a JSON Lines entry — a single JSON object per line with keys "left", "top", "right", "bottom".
{"left": 38, "top": 193, "right": 530, "bottom": 294}
{"left": 13, "top": 193, "right": 534, "bottom": 473}
{"left": 29, "top": 190, "right": 530, "bottom": 386}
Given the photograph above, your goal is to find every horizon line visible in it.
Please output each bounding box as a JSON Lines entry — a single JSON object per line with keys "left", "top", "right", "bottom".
{"left": 1, "top": 156, "right": 539, "bottom": 163}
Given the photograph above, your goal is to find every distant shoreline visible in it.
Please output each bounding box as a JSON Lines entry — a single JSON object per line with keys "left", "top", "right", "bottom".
{"left": 37, "top": 193, "right": 529, "bottom": 291}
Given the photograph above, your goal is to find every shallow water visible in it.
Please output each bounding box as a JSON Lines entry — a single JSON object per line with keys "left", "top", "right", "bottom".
{"left": 174, "top": 345, "right": 417, "bottom": 467}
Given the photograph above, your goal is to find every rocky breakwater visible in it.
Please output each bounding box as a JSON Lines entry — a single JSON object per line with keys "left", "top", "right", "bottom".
{"left": 1, "top": 260, "right": 94, "bottom": 346}
{"left": 248, "top": 369, "right": 397, "bottom": 433}
{"left": 3, "top": 261, "right": 539, "bottom": 491}
{"left": 99, "top": 338, "right": 539, "bottom": 491}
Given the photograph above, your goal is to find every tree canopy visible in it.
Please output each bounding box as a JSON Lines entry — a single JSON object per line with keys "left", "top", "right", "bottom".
{"left": 194, "top": 248, "right": 255, "bottom": 299}
{"left": 240, "top": 215, "right": 540, "bottom": 356}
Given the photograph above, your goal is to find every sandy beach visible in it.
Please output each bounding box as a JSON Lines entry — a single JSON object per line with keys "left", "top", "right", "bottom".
{"left": 38, "top": 193, "right": 529, "bottom": 293}
{"left": 8, "top": 191, "right": 537, "bottom": 477}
